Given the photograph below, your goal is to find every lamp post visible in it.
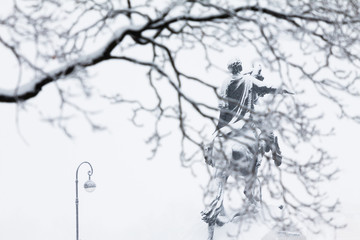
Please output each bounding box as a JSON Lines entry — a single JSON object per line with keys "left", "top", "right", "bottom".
{"left": 75, "top": 161, "right": 96, "bottom": 240}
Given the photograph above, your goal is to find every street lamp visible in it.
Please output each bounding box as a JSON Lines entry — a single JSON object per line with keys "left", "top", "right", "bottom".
{"left": 75, "top": 161, "right": 96, "bottom": 240}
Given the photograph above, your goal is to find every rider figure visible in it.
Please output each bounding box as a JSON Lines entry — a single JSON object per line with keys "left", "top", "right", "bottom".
{"left": 212, "top": 58, "right": 292, "bottom": 166}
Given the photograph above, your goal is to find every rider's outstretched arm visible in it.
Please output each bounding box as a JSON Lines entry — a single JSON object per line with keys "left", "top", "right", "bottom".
{"left": 253, "top": 84, "right": 294, "bottom": 97}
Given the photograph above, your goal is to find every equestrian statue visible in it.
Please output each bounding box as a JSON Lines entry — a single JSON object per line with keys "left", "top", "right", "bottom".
{"left": 202, "top": 59, "right": 293, "bottom": 240}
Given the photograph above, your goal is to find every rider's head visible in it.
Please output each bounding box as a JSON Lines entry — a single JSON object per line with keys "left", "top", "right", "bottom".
{"left": 227, "top": 58, "right": 242, "bottom": 75}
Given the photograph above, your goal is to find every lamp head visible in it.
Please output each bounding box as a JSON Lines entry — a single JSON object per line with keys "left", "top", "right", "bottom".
{"left": 84, "top": 180, "right": 96, "bottom": 193}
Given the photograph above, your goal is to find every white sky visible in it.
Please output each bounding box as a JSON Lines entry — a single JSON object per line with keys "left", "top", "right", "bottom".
{"left": 1, "top": 1, "right": 360, "bottom": 240}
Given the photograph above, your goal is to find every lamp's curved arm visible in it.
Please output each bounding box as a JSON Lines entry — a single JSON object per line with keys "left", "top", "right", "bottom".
{"left": 76, "top": 161, "right": 94, "bottom": 182}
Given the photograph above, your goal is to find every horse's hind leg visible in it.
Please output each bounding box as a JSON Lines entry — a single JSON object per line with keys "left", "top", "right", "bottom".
{"left": 202, "top": 170, "right": 228, "bottom": 239}
{"left": 207, "top": 222, "right": 215, "bottom": 240}
{"left": 205, "top": 202, "right": 226, "bottom": 240}
{"left": 201, "top": 174, "right": 226, "bottom": 224}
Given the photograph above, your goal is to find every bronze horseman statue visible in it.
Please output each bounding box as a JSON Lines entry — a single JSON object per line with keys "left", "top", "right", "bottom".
{"left": 202, "top": 59, "right": 293, "bottom": 240}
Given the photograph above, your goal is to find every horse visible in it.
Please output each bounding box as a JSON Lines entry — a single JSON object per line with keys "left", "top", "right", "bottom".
{"left": 202, "top": 122, "right": 271, "bottom": 240}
